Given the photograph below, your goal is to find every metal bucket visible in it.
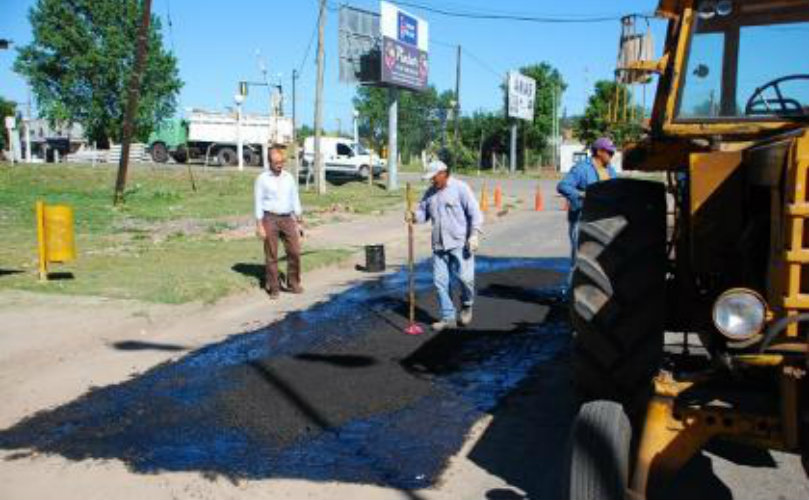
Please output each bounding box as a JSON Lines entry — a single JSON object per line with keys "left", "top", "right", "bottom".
{"left": 364, "top": 244, "right": 386, "bottom": 272}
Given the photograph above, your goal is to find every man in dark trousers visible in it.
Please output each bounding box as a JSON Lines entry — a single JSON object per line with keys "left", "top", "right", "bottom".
{"left": 254, "top": 145, "right": 304, "bottom": 299}
{"left": 557, "top": 137, "right": 619, "bottom": 281}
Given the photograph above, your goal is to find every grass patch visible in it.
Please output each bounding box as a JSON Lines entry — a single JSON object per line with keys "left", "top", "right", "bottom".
{"left": 1, "top": 237, "right": 350, "bottom": 304}
{"left": 0, "top": 163, "right": 393, "bottom": 303}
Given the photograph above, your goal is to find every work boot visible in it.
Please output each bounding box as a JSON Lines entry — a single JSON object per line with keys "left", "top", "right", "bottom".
{"left": 432, "top": 319, "right": 457, "bottom": 332}
{"left": 288, "top": 285, "right": 304, "bottom": 294}
{"left": 458, "top": 306, "right": 473, "bottom": 327}
{"left": 266, "top": 288, "right": 280, "bottom": 300}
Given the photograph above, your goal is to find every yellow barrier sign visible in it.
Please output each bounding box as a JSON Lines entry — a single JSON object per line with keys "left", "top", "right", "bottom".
{"left": 36, "top": 201, "right": 76, "bottom": 280}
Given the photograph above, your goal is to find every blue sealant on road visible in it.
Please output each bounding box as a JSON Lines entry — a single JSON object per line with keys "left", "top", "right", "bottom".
{"left": 0, "top": 257, "right": 571, "bottom": 490}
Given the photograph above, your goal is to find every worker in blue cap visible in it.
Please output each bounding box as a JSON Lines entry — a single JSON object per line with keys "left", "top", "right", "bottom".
{"left": 557, "top": 137, "right": 619, "bottom": 283}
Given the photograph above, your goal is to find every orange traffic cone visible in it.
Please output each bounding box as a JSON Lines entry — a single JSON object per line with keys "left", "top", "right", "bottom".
{"left": 534, "top": 185, "right": 544, "bottom": 212}
{"left": 480, "top": 182, "right": 489, "bottom": 212}
{"left": 494, "top": 183, "right": 503, "bottom": 210}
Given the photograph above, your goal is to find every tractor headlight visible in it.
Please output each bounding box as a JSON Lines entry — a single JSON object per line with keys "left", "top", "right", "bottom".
{"left": 712, "top": 289, "right": 767, "bottom": 341}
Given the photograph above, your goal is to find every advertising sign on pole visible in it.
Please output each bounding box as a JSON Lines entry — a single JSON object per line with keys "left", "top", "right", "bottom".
{"left": 379, "top": 1, "right": 429, "bottom": 91}
{"left": 507, "top": 71, "right": 536, "bottom": 121}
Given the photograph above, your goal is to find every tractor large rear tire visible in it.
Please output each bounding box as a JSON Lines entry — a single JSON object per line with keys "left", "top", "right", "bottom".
{"left": 571, "top": 178, "right": 667, "bottom": 414}
{"left": 563, "top": 400, "right": 632, "bottom": 500}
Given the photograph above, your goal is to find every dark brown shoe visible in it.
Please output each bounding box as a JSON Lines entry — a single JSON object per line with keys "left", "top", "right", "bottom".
{"left": 288, "top": 285, "right": 304, "bottom": 294}
{"left": 266, "top": 289, "right": 280, "bottom": 300}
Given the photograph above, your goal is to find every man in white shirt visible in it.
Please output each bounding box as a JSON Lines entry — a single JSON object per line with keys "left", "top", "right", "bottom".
{"left": 254, "top": 145, "right": 304, "bottom": 298}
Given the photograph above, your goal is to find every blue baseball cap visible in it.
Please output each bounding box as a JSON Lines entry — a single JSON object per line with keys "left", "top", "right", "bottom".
{"left": 591, "top": 137, "right": 617, "bottom": 154}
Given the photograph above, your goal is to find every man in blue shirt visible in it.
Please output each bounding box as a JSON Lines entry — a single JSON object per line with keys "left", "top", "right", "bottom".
{"left": 407, "top": 161, "right": 483, "bottom": 332}
{"left": 557, "top": 137, "right": 619, "bottom": 275}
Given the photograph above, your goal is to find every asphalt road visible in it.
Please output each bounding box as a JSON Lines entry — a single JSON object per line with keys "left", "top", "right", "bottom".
{"left": 1, "top": 181, "right": 807, "bottom": 499}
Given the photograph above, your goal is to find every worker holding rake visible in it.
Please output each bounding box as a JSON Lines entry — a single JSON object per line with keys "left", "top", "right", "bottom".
{"left": 406, "top": 160, "right": 483, "bottom": 332}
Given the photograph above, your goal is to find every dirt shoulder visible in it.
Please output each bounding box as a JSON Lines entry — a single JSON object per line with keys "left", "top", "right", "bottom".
{"left": 0, "top": 205, "right": 567, "bottom": 500}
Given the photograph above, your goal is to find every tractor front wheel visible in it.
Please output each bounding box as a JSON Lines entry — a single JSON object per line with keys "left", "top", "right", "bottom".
{"left": 563, "top": 400, "right": 632, "bottom": 500}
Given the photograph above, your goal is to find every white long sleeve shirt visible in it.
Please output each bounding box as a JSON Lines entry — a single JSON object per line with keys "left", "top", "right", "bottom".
{"left": 253, "top": 170, "right": 302, "bottom": 220}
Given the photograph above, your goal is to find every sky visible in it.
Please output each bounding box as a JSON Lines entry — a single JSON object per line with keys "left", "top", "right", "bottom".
{"left": 0, "top": 0, "right": 664, "bottom": 131}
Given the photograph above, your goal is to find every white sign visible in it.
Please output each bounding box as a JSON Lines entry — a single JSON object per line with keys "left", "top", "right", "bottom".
{"left": 379, "top": 1, "right": 429, "bottom": 90}
{"left": 507, "top": 71, "right": 536, "bottom": 121}
{"left": 380, "top": 1, "right": 429, "bottom": 52}
{"left": 4, "top": 116, "right": 15, "bottom": 130}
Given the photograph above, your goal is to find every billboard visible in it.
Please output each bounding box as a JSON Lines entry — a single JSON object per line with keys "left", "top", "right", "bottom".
{"left": 379, "top": 1, "right": 429, "bottom": 91}
{"left": 507, "top": 71, "right": 536, "bottom": 121}
{"left": 338, "top": 6, "right": 381, "bottom": 84}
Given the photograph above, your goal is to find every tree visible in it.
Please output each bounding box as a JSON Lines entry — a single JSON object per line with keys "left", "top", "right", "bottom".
{"left": 297, "top": 124, "right": 316, "bottom": 143}
{"left": 352, "top": 85, "right": 450, "bottom": 162}
{"left": 14, "top": 0, "right": 182, "bottom": 148}
{"left": 514, "top": 63, "right": 567, "bottom": 154}
{"left": 0, "top": 97, "right": 16, "bottom": 153}
{"left": 574, "top": 80, "right": 644, "bottom": 147}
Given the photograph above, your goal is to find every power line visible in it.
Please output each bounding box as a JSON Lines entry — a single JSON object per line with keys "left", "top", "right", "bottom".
{"left": 432, "top": 38, "right": 503, "bottom": 79}
{"left": 392, "top": 1, "right": 645, "bottom": 24}
{"left": 297, "top": 16, "right": 319, "bottom": 76}
{"left": 462, "top": 47, "right": 503, "bottom": 79}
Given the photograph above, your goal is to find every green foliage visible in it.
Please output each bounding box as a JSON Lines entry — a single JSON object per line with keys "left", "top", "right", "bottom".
{"left": 441, "top": 139, "right": 478, "bottom": 170}
{"left": 353, "top": 85, "right": 454, "bottom": 162}
{"left": 452, "top": 62, "right": 567, "bottom": 170}
{"left": 574, "top": 80, "right": 644, "bottom": 147}
{"left": 515, "top": 63, "right": 567, "bottom": 153}
{"left": 0, "top": 97, "right": 16, "bottom": 152}
{"left": 352, "top": 61, "right": 565, "bottom": 171}
{"left": 297, "top": 124, "right": 315, "bottom": 143}
{"left": 14, "top": 0, "right": 183, "bottom": 147}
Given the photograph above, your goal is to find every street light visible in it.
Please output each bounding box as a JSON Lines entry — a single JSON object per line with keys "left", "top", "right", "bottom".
{"left": 234, "top": 93, "right": 245, "bottom": 171}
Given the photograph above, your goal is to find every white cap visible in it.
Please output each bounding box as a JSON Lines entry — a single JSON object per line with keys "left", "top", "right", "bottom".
{"left": 422, "top": 160, "right": 448, "bottom": 181}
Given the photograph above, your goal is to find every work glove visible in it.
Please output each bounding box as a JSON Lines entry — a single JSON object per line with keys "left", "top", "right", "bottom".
{"left": 256, "top": 221, "right": 266, "bottom": 240}
{"left": 467, "top": 231, "right": 481, "bottom": 253}
{"left": 404, "top": 210, "right": 415, "bottom": 224}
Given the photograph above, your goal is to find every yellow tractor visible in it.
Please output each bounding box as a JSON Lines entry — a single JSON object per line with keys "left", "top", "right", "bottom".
{"left": 564, "top": 0, "right": 809, "bottom": 498}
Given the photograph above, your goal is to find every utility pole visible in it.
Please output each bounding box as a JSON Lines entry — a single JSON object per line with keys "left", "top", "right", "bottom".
{"left": 454, "top": 44, "right": 461, "bottom": 142}
{"left": 313, "top": 0, "right": 327, "bottom": 195}
{"left": 114, "top": 0, "right": 152, "bottom": 205}
{"left": 509, "top": 121, "right": 517, "bottom": 174}
{"left": 24, "top": 87, "right": 32, "bottom": 163}
{"left": 235, "top": 93, "right": 244, "bottom": 171}
{"left": 387, "top": 87, "right": 399, "bottom": 191}
{"left": 292, "top": 70, "right": 298, "bottom": 140}
{"left": 292, "top": 69, "right": 299, "bottom": 181}
{"left": 553, "top": 83, "right": 559, "bottom": 170}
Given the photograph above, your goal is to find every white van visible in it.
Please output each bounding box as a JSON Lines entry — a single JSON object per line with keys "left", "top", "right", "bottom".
{"left": 300, "top": 136, "right": 386, "bottom": 180}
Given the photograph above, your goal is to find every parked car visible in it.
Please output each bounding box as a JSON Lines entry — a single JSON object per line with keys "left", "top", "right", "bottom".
{"left": 300, "top": 136, "right": 386, "bottom": 180}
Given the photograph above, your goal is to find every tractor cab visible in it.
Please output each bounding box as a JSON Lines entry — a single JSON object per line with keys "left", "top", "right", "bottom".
{"left": 654, "top": 0, "right": 809, "bottom": 137}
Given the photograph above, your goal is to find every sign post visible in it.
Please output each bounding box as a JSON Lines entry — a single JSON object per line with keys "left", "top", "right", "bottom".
{"left": 379, "top": 1, "right": 429, "bottom": 191}
{"left": 506, "top": 71, "right": 536, "bottom": 174}
{"left": 388, "top": 87, "right": 399, "bottom": 190}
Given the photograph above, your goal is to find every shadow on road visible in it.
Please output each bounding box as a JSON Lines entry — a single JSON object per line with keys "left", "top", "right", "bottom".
{"left": 294, "top": 353, "right": 377, "bottom": 367}
{"left": 652, "top": 439, "right": 781, "bottom": 500}
{"left": 112, "top": 340, "right": 187, "bottom": 352}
